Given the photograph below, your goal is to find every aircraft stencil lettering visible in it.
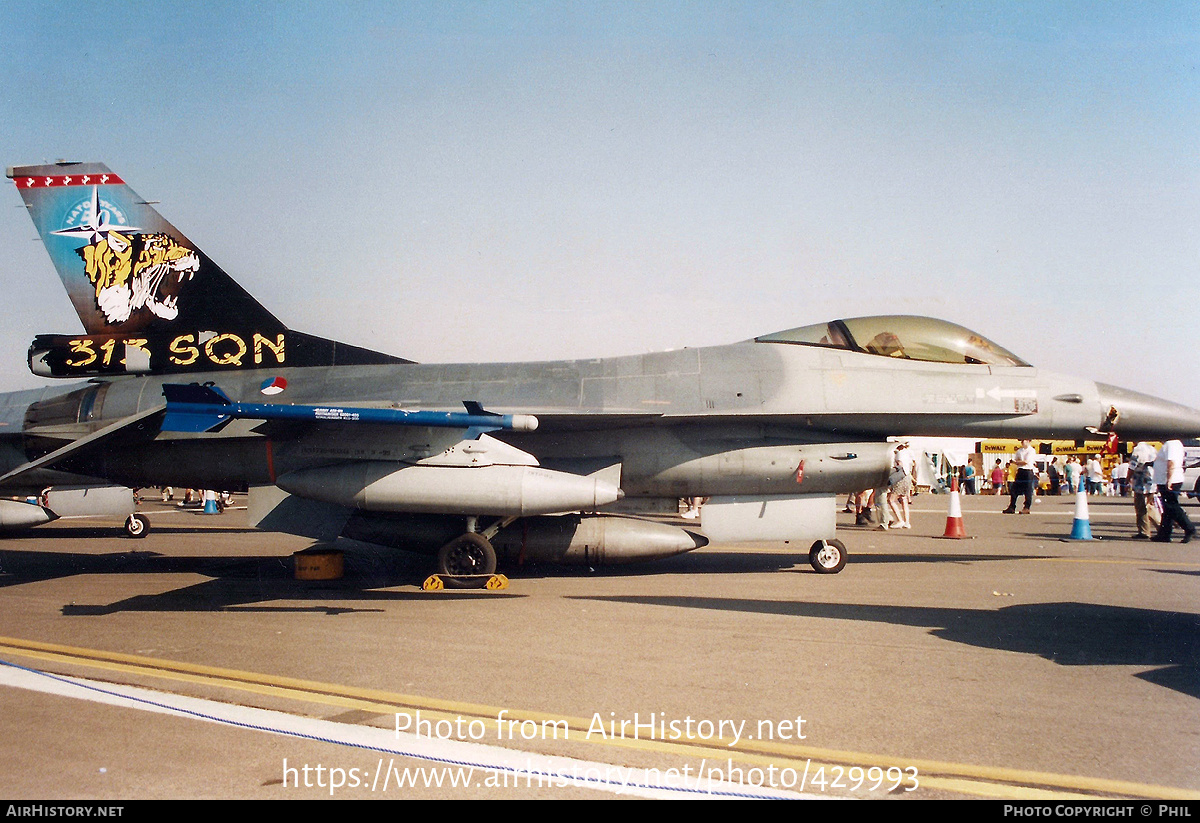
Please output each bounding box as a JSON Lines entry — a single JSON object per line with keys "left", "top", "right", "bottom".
{"left": 4, "top": 161, "right": 1200, "bottom": 581}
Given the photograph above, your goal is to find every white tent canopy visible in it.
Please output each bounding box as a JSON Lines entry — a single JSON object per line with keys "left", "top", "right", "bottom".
{"left": 896, "top": 437, "right": 978, "bottom": 490}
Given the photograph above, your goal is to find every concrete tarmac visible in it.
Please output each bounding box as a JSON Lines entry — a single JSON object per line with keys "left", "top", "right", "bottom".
{"left": 0, "top": 492, "right": 1197, "bottom": 800}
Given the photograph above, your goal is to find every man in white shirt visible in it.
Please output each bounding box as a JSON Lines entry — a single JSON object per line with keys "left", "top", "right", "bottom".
{"left": 1086, "top": 455, "right": 1104, "bottom": 495}
{"left": 1112, "top": 458, "right": 1129, "bottom": 496}
{"left": 1153, "top": 439, "right": 1194, "bottom": 543}
{"left": 1003, "top": 439, "right": 1037, "bottom": 514}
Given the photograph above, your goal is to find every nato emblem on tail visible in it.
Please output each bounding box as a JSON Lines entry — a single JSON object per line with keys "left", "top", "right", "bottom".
{"left": 9, "top": 162, "right": 407, "bottom": 377}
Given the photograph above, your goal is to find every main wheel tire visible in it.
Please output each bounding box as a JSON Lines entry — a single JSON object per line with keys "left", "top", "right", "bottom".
{"left": 125, "top": 513, "right": 150, "bottom": 538}
{"left": 809, "top": 538, "right": 846, "bottom": 574}
{"left": 436, "top": 533, "right": 497, "bottom": 588}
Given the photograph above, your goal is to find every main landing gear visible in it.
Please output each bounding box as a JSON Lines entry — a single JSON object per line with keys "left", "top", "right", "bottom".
{"left": 425, "top": 516, "right": 514, "bottom": 590}
{"left": 437, "top": 532, "right": 496, "bottom": 578}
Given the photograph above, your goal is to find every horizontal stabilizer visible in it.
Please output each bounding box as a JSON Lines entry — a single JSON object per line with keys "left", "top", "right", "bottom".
{"left": 0, "top": 404, "right": 165, "bottom": 486}
{"left": 160, "top": 384, "right": 540, "bottom": 436}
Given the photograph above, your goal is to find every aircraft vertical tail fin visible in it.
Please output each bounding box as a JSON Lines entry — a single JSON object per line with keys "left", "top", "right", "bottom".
{"left": 8, "top": 162, "right": 408, "bottom": 377}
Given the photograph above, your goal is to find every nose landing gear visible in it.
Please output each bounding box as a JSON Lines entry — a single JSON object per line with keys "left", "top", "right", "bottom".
{"left": 809, "top": 539, "right": 846, "bottom": 574}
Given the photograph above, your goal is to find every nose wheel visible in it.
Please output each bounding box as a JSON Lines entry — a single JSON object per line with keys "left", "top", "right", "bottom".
{"left": 124, "top": 513, "right": 150, "bottom": 538}
{"left": 809, "top": 539, "right": 846, "bottom": 574}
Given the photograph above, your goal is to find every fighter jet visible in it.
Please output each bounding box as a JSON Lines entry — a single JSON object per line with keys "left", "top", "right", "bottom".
{"left": 5, "top": 162, "right": 1199, "bottom": 578}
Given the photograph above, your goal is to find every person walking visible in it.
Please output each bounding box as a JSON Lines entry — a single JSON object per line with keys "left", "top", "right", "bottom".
{"left": 1153, "top": 439, "right": 1195, "bottom": 543}
{"left": 990, "top": 459, "right": 1004, "bottom": 495}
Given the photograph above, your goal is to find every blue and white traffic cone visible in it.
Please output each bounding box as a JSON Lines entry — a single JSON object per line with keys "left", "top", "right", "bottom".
{"left": 1068, "top": 487, "right": 1092, "bottom": 540}
{"left": 203, "top": 489, "right": 220, "bottom": 515}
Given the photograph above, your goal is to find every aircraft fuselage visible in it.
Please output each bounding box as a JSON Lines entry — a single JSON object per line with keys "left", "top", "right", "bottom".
{"left": 5, "top": 337, "right": 1186, "bottom": 500}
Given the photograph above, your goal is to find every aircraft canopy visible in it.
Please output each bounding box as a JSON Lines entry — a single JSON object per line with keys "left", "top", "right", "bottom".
{"left": 755, "top": 316, "right": 1030, "bottom": 367}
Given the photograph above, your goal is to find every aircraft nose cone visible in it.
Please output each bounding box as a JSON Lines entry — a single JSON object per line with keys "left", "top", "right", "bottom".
{"left": 1096, "top": 383, "right": 1200, "bottom": 440}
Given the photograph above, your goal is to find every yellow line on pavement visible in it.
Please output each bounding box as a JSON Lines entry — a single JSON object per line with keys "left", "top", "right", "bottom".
{"left": 1032, "top": 557, "right": 1200, "bottom": 567}
{"left": 1, "top": 635, "right": 1196, "bottom": 800}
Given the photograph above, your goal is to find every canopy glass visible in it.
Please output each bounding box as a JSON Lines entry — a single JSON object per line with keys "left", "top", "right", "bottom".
{"left": 755, "top": 316, "right": 1029, "bottom": 367}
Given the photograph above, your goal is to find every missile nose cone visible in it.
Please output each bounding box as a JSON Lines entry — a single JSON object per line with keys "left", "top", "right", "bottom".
{"left": 1096, "top": 383, "right": 1200, "bottom": 440}
{"left": 511, "top": 414, "right": 539, "bottom": 432}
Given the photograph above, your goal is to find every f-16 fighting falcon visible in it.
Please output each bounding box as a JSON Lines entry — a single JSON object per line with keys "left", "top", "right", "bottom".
{"left": 4, "top": 162, "right": 1199, "bottom": 580}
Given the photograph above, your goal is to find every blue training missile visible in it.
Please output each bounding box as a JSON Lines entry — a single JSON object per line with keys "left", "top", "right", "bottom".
{"left": 160, "top": 384, "right": 539, "bottom": 436}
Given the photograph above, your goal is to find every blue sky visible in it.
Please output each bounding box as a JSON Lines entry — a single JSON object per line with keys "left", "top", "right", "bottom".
{"left": 2, "top": 1, "right": 1198, "bottom": 405}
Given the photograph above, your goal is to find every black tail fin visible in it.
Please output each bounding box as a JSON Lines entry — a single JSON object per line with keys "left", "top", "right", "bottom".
{"left": 9, "top": 161, "right": 408, "bottom": 377}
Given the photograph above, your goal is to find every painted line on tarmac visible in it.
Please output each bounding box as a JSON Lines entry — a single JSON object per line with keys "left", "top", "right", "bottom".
{"left": 1, "top": 636, "right": 1196, "bottom": 800}
{"left": 908, "top": 507, "right": 1135, "bottom": 518}
{"left": 0, "top": 661, "right": 808, "bottom": 799}
{"left": 1032, "top": 557, "right": 1200, "bottom": 567}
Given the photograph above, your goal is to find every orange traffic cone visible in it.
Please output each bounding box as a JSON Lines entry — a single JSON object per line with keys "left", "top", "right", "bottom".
{"left": 941, "top": 476, "right": 968, "bottom": 539}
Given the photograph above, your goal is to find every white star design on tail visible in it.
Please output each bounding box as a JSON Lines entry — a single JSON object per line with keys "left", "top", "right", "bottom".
{"left": 51, "top": 187, "right": 141, "bottom": 244}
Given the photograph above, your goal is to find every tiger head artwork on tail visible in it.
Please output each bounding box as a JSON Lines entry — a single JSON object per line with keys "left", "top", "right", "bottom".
{"left": 78, "top": 229, "right": 199, "bottom": 325}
